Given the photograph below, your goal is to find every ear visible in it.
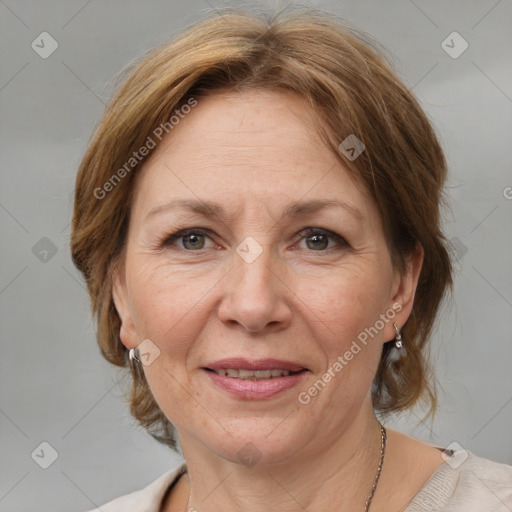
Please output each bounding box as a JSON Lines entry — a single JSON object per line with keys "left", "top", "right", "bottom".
{"left": 386, "top": 243, "right": 424, "bottom": 338}
{"left": 111, "top": 259, "right": 138, "bottom": 350}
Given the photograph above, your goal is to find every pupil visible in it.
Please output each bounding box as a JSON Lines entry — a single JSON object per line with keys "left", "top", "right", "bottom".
{"left": 184, "top": 234, "right": 203, "bottom": 249}
{"left": 308, "top": 234, "right": 327, "bottom": 250}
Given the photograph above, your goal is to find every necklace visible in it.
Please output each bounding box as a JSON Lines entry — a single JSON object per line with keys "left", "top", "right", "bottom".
{"left": 365, "top": 424, "right": 387, "bottom": 512}
{"left": 182, "top": 424, "right": 387, "bottom": 512}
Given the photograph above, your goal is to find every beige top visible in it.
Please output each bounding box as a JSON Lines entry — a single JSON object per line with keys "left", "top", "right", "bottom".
{"left": 84, "top": 448, "right": 512, "bottom": 511}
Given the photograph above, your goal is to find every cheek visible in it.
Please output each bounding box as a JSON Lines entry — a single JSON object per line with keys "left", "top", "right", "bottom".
{"left": 126, "top": 260, "right": 206, "bottom": 353}
{"left": 302, "top": 264, "right": 392, "bottom": 350}
{"left": 299, "top": 278, "right": 387, "bottom": 412}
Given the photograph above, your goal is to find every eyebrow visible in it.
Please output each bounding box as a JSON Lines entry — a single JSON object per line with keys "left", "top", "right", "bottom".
{"left": 145, "top": 198, "right": 365, "bottom": 223}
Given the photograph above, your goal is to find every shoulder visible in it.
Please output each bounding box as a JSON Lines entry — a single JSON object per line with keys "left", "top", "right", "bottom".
{"left": 82, "top": 461, "right": 187, "bottom": 512}
{"left": 406, "top": 449, "right": 512, "bottom": 511}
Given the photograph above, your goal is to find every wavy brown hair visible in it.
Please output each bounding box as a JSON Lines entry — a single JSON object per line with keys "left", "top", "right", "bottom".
{"left": 70, "top": 5, "right": 452, "bottom": 450}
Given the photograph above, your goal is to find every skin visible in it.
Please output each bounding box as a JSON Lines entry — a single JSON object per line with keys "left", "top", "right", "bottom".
{"left": 113, "top": 89, "right": 446, "bottom": 512}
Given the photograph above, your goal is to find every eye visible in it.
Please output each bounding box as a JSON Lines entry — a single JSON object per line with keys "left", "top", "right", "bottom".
{"left": 159, "top": 227, "right": 349, "bottom": 253}
{"left": 160, "top": 228, "right": 216, "bottom": 251}
{"left": 296, "top": 227, "right": 349, "bottom": 252}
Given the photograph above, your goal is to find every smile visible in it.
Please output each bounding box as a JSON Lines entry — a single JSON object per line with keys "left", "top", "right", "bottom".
{"left": 208, "top": 368, "right": 297, "bottom": 379}
{"left": 202, "top": 367, "right": 309, "bottom": 399}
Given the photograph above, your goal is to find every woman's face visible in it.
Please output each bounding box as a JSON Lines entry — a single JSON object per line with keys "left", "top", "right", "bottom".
{"left": 113, "top": 89, "right": 420, "bottom": 465}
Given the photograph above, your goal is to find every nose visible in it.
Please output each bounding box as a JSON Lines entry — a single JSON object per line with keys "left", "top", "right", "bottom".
{"left": 217, "top": 245, "right": 293, "bottom": 333}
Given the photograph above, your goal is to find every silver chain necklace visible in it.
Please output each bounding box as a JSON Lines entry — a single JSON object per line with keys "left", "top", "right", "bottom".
{"left": 182, "top": 424, "right": 387, "bottom": 512}
{"left": 365, "top": 424, "right": 387, "bottom": 512}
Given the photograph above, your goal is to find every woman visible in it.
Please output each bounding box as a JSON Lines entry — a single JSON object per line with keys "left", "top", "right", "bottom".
{"left": 71, "top": 6, "right": 512, "bottom": 511}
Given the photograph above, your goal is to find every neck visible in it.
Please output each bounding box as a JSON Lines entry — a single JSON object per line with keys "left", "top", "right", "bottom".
{"left": 177, "top": 404, "right": 385, "bottom": 512}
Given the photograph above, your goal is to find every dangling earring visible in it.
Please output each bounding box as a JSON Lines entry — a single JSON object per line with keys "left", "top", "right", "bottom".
{"left": 129, "top": 348, "right": 140, "bottom": 364}
{"left": 393, "top": 324, "right": 403, "bottom": 349}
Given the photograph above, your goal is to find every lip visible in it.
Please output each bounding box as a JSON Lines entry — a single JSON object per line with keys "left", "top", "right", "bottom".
{"left": 203, "top": 358, "right": 307, "bottom": 372}
{"left": 202, "top": 367, "right": 309, "bottom": 400}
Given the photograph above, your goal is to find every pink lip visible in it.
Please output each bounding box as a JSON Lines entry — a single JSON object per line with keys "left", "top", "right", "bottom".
{"left": 203, "top": 358, "right": 307, "bottom": 372}
{"left": 203, "top": 368, "right": 308, "bottom": 400}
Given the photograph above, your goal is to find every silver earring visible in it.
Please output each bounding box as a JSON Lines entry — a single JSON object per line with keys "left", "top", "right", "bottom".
{"left": 129, "top": 348, "right": 140, "bottom": 364}
{"left": 393, "top": 324, "right": 403, "bottom": 349}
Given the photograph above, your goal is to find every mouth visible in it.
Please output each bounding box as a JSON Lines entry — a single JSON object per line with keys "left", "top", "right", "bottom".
{"left": 201, "top": 358, "right": 310, "bottom": 399}
{"left": 203, "top": 367, "right": 307, "bottom": 380}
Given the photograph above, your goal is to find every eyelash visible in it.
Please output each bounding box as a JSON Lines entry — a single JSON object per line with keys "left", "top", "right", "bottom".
{"left": 159, "top": 227, "right": 350, "bottom": 253}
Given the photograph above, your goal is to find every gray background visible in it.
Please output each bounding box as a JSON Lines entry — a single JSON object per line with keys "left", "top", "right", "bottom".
{"left": 1, "top": 0, "right": 511, "bottom": 510}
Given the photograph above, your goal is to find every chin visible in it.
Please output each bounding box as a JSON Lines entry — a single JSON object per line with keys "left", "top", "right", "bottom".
{"left": 199, "top": 425, "right": 307, "bottom": 469}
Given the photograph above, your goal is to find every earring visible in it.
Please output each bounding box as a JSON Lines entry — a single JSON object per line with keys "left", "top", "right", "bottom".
{"left": 129, "top": 348, "right": 140, "bottom": 364}
{"left": 393, "top": 324, "right": 403, "bottom": 349}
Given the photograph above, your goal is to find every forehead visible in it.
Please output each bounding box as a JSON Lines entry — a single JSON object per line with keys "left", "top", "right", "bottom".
{"left": 131, "top": 89, "right": 376, "bottom": 224}
{"left": 154, "top": 88, "right": 328, "bottom": 165}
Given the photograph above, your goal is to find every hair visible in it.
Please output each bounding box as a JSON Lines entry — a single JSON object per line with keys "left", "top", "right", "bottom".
{"left": 70, "top": 4, "right": 453, "bottom": 450}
